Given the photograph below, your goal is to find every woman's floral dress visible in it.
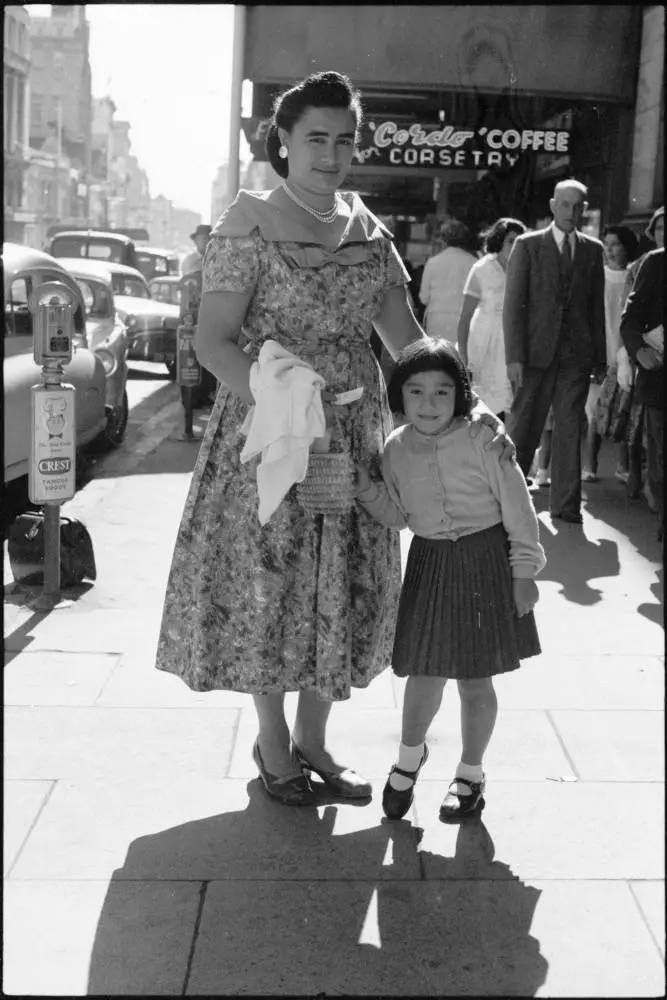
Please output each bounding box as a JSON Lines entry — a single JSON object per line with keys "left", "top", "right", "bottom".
{"left": 155, "top": 190, "right": 409, "bottom": 701}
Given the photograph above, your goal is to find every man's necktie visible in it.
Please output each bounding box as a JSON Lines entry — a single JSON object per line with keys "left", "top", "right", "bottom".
{"left": 561, "top": 232, "right": 572, "bottom": 281}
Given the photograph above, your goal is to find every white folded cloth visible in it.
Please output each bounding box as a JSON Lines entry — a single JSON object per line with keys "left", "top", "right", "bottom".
{"left": 616, "top": 346, "right": 633, "bottom": 391}
{"left": 240, "top": 340, "right": 326, "bottom": 524}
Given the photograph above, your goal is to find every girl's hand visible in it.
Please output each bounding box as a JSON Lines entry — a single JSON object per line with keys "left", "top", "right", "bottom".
{"left": 354, "top": 464, "right": 373, "bottom": 494}
{"left": 513, "top": 578, "right": 539, "bottom": 617}
{"left": 471, "top": 411, "right": 517, "bottom": 463}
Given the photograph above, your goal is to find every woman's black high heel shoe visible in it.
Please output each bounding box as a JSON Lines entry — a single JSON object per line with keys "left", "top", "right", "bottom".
{"left": 382, "top": 744, "right": 430, "bottom": 820}
{"left": 292, "top": 742, "right": 372, "bottom": 800}
{"left": 252, "top": 741, "right": 317, "bottom": 806}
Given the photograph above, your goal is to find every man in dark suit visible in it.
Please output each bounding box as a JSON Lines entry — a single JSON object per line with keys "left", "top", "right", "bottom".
{"left": 620, "top": 247, "right": 664, "bottom": 539}
{"left": 503, "top": 179, "right": 606, "bottom": 523}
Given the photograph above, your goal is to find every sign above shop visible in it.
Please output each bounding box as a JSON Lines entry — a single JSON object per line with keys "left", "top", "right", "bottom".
{"left": 241, "top": 116, "right": 571, "bottom": 172}
{"left": 353, "top": 119, "right": 571, "bottom": 170}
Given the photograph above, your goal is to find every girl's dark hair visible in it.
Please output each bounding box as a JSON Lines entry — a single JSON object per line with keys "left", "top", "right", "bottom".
{"left": 265, "top": 71, "right": 363, "bottom": 178}
{"left": 602, "top": 225, "right": 640, "bottom": 263}
{"left": 387, "top": 338, "right": 474, "bottom": 418}
{"left": 481, "top": 216, "right": 528, "bottom": 254}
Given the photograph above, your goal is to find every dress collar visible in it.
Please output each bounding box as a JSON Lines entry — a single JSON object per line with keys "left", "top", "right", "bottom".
{"left": 211, "top": 188, "right": 393, "bottom": 247}
{"left": 408, "top": 417, "right": 468, "bottom": 444}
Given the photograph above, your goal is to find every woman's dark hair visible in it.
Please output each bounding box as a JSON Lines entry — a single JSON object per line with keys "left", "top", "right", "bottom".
{"left": 602, "top": 225, "right": 640, "bottom": 263}
{"left": 387, "top": 338, "right": 474, "bottom": 418}
{"left": 265, "top": 71, "right": 363, "bottom": 178}
{"left": 645, "top": 205, "right": 664, "bottom": 242}
{"left": 439, "top": 218, "right": 472, "bottom": 250}
{"left": 481, "top": 217, "right": 528, "bottom": 254}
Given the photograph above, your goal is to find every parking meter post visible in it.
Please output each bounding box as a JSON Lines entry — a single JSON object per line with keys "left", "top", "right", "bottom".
{"left": 176, "top": 276, "right": 202, "bottom": 442}
{"left": 29, "top": 282, "right": 81, "bottom": 610}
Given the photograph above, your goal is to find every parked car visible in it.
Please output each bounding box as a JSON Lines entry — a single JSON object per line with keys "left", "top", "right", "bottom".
{"left": 57, "top": 259, "right": 130, "bottom": 450}
{"left": 134, "top": 247, "right": 181, "bottom": 282}
{"left": 3, "top": 243, "right": 109, "bottom": 484}
{"left": 82, "top": 261, "right": 181, "bottom": 378}
{"left": 148, "top": 274, "right": 182, "bottom": 307}
{"left": 48, "top": 229, "right": 141, "bottom": 271}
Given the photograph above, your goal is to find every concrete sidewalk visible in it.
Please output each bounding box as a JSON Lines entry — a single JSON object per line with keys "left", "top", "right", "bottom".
{"left": 3, "top": 422, "right": 665, "bottom": 997}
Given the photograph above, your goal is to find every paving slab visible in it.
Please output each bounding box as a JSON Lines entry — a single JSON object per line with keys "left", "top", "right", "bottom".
{"left": 9, "top": 775, "right": 420, "bottom": 882}
{"left": 3, "top": 879, "right": 200, "bottom": 996}
{"left": 629, "top": 880, "right": 666, "bottom": 957}
{"left": 227, "top": 702, "right": 574, "bottom": 781}
{"left": 491, "top": 653, "right": 665, "bottom": 710}
{"left": 186, "top": 878, "right": 663, "bottom": 996}
{"left": 549, "top": 710, "right": 665, "bottom": 780}
{"left": 414, "top": 782, "right": 664, "bottom": 880}
{"left": 4, "top": 779, "right": 54, "bottom": 877}
{"left": 4, "top": 608, "right": 163, "bottom": 654}
{"left": 4, "top": 651, "right": 120, "bottom": 706}
{"left": 4, "top": 706, "right": 240, "bottom": 780}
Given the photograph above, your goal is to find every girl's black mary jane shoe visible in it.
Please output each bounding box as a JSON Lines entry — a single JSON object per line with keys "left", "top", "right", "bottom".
{"left": 382, "top": 744, "right": 430, "bottom": 820}
{"left": 439, "top": 776, "right": 485, "bottom": 821}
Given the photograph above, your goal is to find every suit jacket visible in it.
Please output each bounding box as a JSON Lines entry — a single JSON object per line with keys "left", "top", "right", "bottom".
{"left": 620, "top": 247, "right": 664, "bottom": 408}
{"left": 503, "top": 226, "right": 606, "bottom": 371}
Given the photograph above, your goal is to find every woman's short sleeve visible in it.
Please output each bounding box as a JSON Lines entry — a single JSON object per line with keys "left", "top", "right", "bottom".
{"left": 463, "top": 259, "right": 483, "bottom": 299}
{"left": 202, "top": 233, "right": 260, "bottom": 295}
{"left": 383, "top": 240, "right": 411, "bottom": 290}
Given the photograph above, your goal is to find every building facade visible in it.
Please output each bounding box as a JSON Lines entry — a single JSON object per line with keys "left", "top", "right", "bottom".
{"left": 239, "top": 5, "right": 660, "bottom": 259}
{"left": 4, "top": 5, "right": 34, "bottom": 243}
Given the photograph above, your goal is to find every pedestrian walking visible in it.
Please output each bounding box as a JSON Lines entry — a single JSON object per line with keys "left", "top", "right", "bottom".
{"left": 503, "top": 178, "right": 606, "bottom": 523}
{"left": 620, "top": 246, "right": 664, "bottom": 541}
{"left": 155, "top": 71, "right": 510, "bottom": 807}
{"left": 457, "top": 217, "right": 528, "bottom": 420}
{"left": 355, "top": 338, "right": 544, "bottom": 821}
{"left": 182, "top": 223, "right": 212, "bottom": 276}
{"left": 582, "top": 225, "right": 638, "bottom": 482}
{"left": 180, "top": 223, "right": 218, "bottom": 406}
{"left": 419, "top": 220, "right": 477, "bottom": 341}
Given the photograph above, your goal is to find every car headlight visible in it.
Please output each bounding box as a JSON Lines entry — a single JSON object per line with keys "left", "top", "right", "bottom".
{"left": 94, "top": 347, "right": 117, "bottom": 376}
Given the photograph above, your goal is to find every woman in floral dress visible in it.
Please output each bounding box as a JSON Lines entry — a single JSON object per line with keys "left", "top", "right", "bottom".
{"left": 156, "top": 72, "right": 506, "bottom": 806}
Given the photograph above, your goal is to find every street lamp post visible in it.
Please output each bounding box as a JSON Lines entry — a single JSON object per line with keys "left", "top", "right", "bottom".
{"left": 228, "top": 5, "right": 246, "bottom": 205}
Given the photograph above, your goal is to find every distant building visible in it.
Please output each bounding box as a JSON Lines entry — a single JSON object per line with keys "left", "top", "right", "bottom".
{"left": 4, "top": 4, "right": 33, "bottom": 243}
{"left": 210, "top": 162, "right": 230, "bottom": 223}
{"left": 29, "top": 5, "right": 92, "bottom": 171}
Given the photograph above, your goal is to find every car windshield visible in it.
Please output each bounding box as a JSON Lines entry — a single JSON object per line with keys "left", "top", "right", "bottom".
{"left": 137, "top": 252, "right": 168, "bottom": 276}
{"left": 150, "top": 281, "right": 180, "bottom": 304}
{"left": 75, "top": 278, "right": 112, "bottom": 318}
{"left": 51, "top": 237, "right": 126, "bottom": 263}
{"left": 111, "top": 274, "right": 150, "bottom": 299}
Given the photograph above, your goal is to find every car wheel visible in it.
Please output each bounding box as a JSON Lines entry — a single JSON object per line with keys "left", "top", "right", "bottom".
{"left": 166, "top": 361, "right": 177, "bottom": 380}
{"left": 95, "top": 390, "right": 129, "bottom": 452}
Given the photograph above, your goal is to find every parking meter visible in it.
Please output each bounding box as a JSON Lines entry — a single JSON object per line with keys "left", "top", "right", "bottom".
{"left": 28, "top": 281, "right": 79, "bottom": 608}
{"left": 32, "top": 281, "right": 75, "bottom": 367}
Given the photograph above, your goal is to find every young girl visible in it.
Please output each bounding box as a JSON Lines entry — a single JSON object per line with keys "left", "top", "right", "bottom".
{"left": 355, "top": 338, "right": 545, "bottom": 822}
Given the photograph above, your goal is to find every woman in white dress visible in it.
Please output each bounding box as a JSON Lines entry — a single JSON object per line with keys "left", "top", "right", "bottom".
{"left": 419, "top": 220, "right": 477, "bottom": 341}
{"left": 457, "top": 218, "right": 528, "bottom": 420}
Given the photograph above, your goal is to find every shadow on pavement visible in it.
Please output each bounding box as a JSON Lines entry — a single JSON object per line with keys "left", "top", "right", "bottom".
{"left": 534, "top": 507, "right": 620, "bottom": 606}
{"left": 87, "top": 782, "right": 547, "bottom": 996}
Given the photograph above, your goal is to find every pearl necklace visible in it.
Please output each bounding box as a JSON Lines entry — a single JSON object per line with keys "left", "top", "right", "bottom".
{"left": 282, "top": 182, "right": 339, "bottom": 224}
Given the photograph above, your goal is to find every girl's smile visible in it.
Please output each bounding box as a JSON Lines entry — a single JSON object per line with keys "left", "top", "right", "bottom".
{"left": 402, "top": 370, "right": 457, "bottom": 435}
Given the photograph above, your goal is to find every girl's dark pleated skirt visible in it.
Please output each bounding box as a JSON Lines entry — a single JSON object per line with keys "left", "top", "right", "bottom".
{"left": 392, "top": 523, "right": 541, "bottom": 680}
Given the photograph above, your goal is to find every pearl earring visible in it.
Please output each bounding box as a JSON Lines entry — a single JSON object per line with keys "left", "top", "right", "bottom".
{"left": 279, "top": 145, "right": 288, "bottom": 159}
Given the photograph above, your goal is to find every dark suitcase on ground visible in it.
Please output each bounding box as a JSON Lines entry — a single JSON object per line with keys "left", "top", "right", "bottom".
{"left": 7, "top": 512, "right": 96, "bottom": 588}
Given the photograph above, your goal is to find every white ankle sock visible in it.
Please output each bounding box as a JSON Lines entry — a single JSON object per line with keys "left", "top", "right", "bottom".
{"left": 389, "top": 742, "right": 425, "bottom": 791}
{"left": 451, "top": 761, "right": 484, "bottom": 795}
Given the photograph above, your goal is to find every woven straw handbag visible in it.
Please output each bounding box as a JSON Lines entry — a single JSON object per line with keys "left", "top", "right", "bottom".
{"left": 296, "top": 408, "right": 356, "bottom": 515}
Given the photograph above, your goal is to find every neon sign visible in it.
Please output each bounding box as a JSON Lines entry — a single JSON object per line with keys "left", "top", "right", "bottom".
{"left": 352, "top": 119, "right": 571, "bottom": 170}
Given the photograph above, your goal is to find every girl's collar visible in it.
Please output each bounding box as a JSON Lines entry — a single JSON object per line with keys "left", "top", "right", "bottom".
{"left": 408, "top": 416, "right": 468, "bottom": 442}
